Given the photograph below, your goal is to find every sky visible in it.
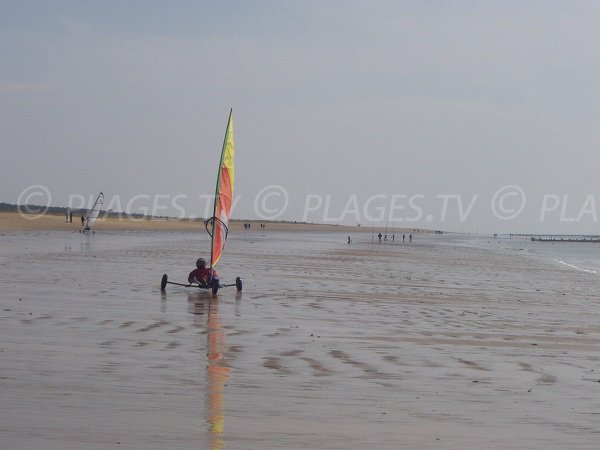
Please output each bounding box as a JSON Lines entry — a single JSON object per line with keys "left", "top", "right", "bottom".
{"left": 2, "top": 0, "right": 600, "bottom": 234}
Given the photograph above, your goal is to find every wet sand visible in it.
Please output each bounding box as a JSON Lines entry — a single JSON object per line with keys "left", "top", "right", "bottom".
{"left": 1, "top": 230, "right": 599, "bottom": 449}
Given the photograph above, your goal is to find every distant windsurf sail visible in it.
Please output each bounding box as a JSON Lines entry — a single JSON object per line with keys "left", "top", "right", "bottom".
{"left": 205, "top": 110, "right": 234, "bottom": 269}
{"left": 85, "top": 192, "right": 104, "bottom": 230}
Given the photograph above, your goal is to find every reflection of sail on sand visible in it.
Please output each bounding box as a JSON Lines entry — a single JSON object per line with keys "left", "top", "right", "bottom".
{"left": 206, "top": 299, "right": 229, "bottom": 450}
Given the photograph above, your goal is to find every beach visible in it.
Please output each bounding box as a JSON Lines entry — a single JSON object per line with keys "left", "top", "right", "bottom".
{"left": 0, "top": 212, "right": 368, "bottom": 233}
{"left": 1, "top": 223, "right": 599, "bottom": 449}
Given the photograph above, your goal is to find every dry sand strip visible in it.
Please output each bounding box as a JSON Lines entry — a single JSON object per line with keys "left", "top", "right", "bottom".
{"left": 0, "top": 211, "right": 421, "bottom": 234}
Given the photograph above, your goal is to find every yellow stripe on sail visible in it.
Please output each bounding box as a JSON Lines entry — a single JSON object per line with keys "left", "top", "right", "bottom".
{"left": 222, "top": 117, "right": 234, "bottom": 194}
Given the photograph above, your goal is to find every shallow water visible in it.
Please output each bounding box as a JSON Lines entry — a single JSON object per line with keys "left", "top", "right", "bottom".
{"left": 519, "top": 239, "right": 600, "bottom": 275}
{"left": 1, "top": 230, "right": 599, "bottom": 449}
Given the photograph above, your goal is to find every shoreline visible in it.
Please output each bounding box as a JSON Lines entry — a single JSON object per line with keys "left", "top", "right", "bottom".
{"left": 0, "top": 211, "right": 430, "bottom": 234}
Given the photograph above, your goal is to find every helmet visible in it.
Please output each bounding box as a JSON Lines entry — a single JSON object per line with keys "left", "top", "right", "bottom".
{"left": 196, "top": 258, "right": 206, "bottom": 268}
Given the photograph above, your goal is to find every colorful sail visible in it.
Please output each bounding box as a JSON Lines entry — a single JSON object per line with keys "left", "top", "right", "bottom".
{"left": 85, "top": 192, "right": 104, "bottom": 231}
{"left": 208, "top": 110, "right": 234, "bottom": 268}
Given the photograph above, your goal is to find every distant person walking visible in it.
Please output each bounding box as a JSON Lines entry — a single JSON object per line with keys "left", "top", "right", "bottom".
{"left": 402, "top": 234, "right": 405, "bottom": 243}
{"left": 69, "top": 211, "right": 73, "bottom": 223}
{"left": 378, "top": 232, "right": 382, "bottom": 243}
{"left": 409, "top": 234, "right": 412, "bottom": 242}
{"left": 347, "top": 235, "right": 351, "bottom": 244}
{"left": 81, "top": 215, "right": 85, "bottom": 227}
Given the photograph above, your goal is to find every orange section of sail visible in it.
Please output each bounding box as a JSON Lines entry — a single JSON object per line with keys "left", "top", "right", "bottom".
{"left": 211, "top": 111, "right": 234, "bottom": 268}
